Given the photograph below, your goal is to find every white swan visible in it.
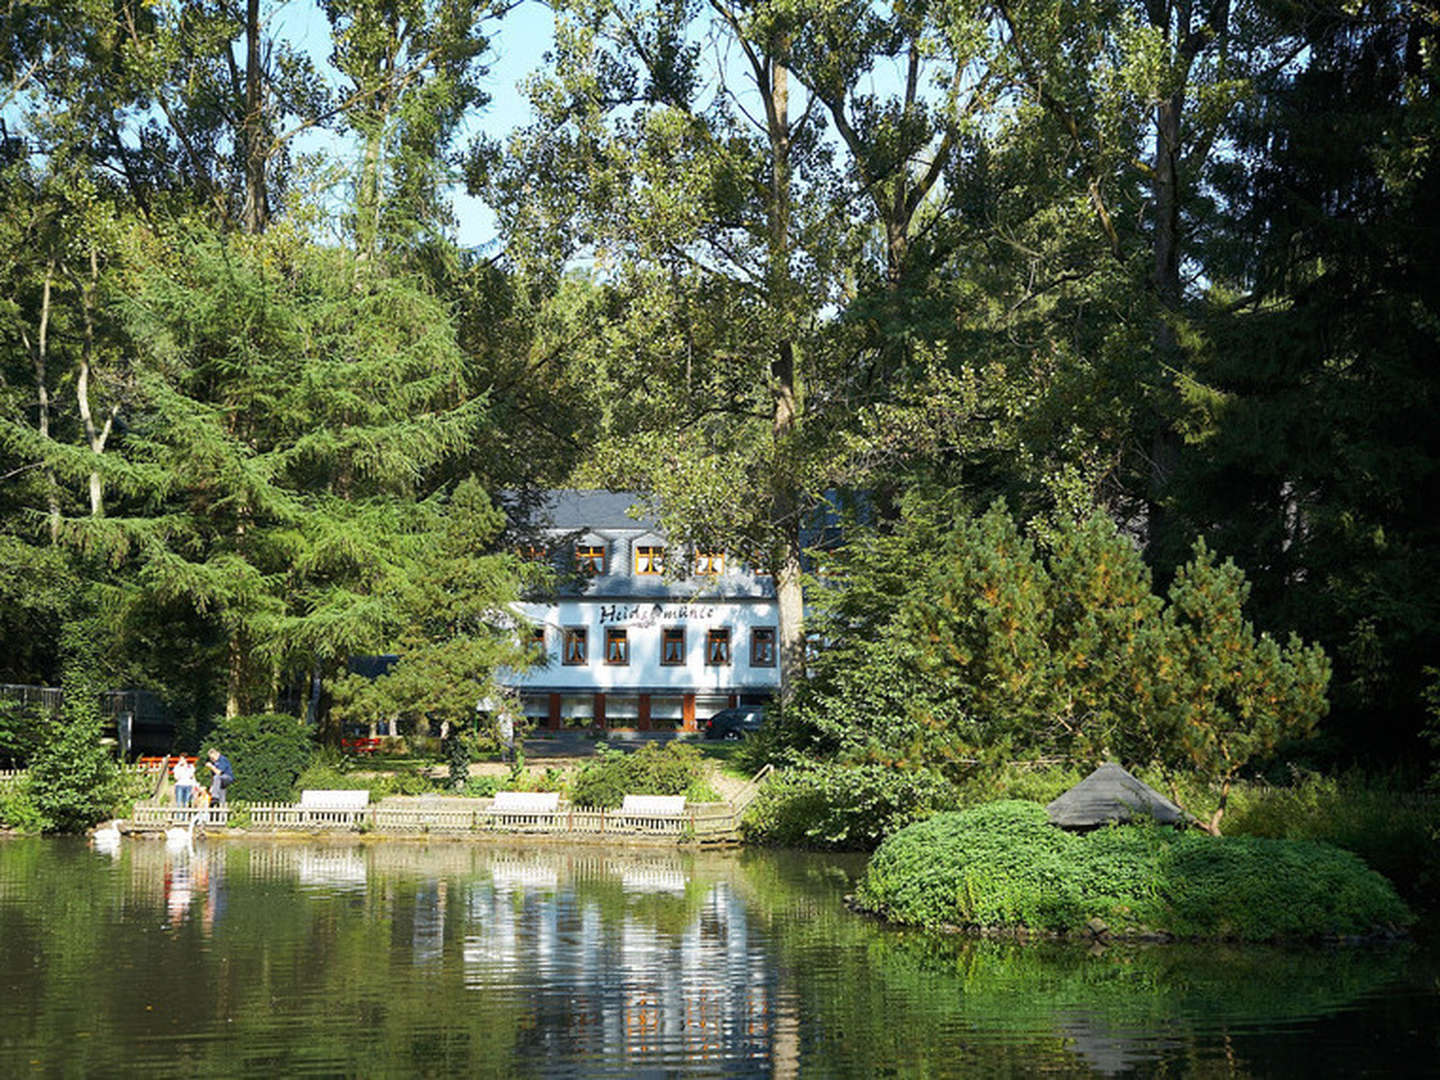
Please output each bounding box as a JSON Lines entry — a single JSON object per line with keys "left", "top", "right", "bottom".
{"left": 165, "top": 813, "right": 202, "bottom": 853}
{"left": 92, "top": 819, "right": 122, "bottom": 855}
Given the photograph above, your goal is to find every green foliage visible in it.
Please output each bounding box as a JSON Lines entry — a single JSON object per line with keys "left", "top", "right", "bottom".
{"left": 1220, "top": 773, "right": 1440, "bottom": 912}
{"left": 566, "top": 742, "right": 708, "bottom": 809}
{"left": 208, "top": 713, "right": 316, "bottom": 802}
{"left": 741, "top": 765, "right": 961, "bottom": 850}
{"left": 444, "top": 729, "right": 474, "bottom": 791}
{"left": 292, "top": 757, "right": 439, "bottom": 800}
{"left": 26, "top": 627, "right": 119, "bottom": 833}
{"left": 741, "top": 763, "right": 1087, "bottom": 851}
{"left": 789, "top": 500, "right": 1331, "bottom": 829}
{"left": 328, "top": 479, "right": 533, "bottom": 742}
{"left": 463, "top": 774, "right": 503, "bottom": 798}
{"left": 0, "top": 779, "right": 47, "bottom": 832}
{"left": 857, "top": 801, "right": 1414, "bottom": 940}
{"left": 0, "top": 700, "right": 48, "bottom": 769}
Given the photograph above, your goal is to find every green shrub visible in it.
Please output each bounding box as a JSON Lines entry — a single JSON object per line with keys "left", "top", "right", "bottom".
{"left": 0, "top": 779, "right": 48, "bottom": 832}
{"left": 741, "top": 764, "right": 960, "bottom": 849}
{"left": 856, "top": 800, "right": 1414, "bottom": 940}
{"left": 208, "top": 713, "right": 316, "bottom": 801}
{"left": 27, "top": 639, "right": 119, "bottom": 833}
{"left": 464, "top": 774, "right": 503, "bottom": 798}
{"left": 0, "top": 701, "right": 47, "bottom": 769}
{"left": 1219, "top": 772, "right": 1440, "bottom": 910}
{"left": 292, "top": 758, "right": 438, "bottom": 801}
{"left": 568, "top": 742, "right": 708, "bottom": 809}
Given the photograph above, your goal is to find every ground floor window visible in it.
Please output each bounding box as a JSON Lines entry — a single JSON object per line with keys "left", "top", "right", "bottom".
{"left": 706, "top": 627, "right": 731, "bottom": 665}
{"left": 661, "top": 627, "right": 685, "bottom": 665}
{"left": 563, "top": 627, "right": 588, "bottom": 665}
{"left": 750, "top": 626, "right": 776, "bottom": 666}
{"left": 605, "top": 627, "right": 629, "bottom": 665}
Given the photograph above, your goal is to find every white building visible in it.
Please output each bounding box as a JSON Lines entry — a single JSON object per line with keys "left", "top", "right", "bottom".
{"left": 500, "top": 490, "right": 780, "bottom": 732}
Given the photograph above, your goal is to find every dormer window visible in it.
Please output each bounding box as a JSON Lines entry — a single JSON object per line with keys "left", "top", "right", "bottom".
{"left": 575, "top": 543, "right": 606, "bottom": 575}
{"left": 694, "top": 551, "right": 725, "bottom": 576}
{"left": 635, "top": 545, "right": 666, "bottom": 575}
{"left": 517, "top": 543, "right": 548, "bottom": 561}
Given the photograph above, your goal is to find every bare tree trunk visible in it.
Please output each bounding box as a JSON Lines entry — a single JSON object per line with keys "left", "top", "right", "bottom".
{"left": 22, "top": 259, "right": 61, "bottom": 540}
{"left": 72, "top": 247, "right": 117, "bottom": 518}
{"left": 240, "top": 0, "right": 269, "bottom": 234}
{"left": 765, "top": 57, "right": 806, "bottom": 703}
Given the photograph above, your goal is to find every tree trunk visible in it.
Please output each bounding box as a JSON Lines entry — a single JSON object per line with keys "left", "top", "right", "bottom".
{"left": 225, "top": 634, "right": 246, "bottom": 718}
{"left": 1147, "top": 93, "right": 1185, "bottom": 560}
{"left": 73, "top": 248, "right": 114, "bottom": 518}
{"left": 25, "top": 259, "right": 61, "bottom": 541}
{"left": 766, "top": 57, "right": 806, "bottom": 702}
{"left": 240, "top": 0, "right": 269, "bottom": 234}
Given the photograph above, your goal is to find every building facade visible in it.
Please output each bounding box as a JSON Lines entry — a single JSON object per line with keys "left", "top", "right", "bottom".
{"left": 500, "top": 491, "right": 780, "bottom": 731}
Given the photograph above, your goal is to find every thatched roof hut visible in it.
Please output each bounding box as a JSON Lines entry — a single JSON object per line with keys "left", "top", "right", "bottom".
{"left": 1046, "top": 764, "right": 1188, "bottom": 829}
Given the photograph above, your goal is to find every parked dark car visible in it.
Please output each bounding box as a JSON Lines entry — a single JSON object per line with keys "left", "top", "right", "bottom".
{"left": 704, "top": 706, "right": 766, "bottom": 740}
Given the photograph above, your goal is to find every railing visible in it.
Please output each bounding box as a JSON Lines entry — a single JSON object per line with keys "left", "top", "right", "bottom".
{"left": 729, "top": 763, "right": 775, "bottom": 817}
{"left": 128, "top": 798, "right": 747, "bottom": 840}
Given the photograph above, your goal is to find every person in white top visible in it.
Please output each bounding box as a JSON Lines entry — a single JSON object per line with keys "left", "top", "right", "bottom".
{"left": 172, "top": 758, "right": 197, "bottom": 808}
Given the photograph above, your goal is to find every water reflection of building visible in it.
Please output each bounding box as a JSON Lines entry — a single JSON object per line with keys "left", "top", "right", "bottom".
{"left": 451, "top": 851, "right": 779, "bottom": 1070}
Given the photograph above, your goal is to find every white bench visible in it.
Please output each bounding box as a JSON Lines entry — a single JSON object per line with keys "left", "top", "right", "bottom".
{"left": 299, "top": 789, "right": 370, "bottom": 826}
{"left": 486, "top": 790, "right": 560, "bottom": 830}
{"left": 620, "top": 795, "right": 688, "bottom": 831}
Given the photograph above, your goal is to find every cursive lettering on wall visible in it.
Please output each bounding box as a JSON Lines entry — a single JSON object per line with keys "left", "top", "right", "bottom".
{"left": 597, "top": 603, "right": 717, "bottom": 627}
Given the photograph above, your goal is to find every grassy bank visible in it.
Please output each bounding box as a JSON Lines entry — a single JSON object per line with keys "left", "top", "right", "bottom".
{"left": 855, "top": 801, "right": 1414, "bottom": 941}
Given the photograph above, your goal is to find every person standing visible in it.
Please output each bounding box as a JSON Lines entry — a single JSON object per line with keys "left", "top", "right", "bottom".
{"left": 205, "top": 748, "right": 234, "bottom": 807}
{"left": 172, "top": 756, "right": 197, "bottom": 807}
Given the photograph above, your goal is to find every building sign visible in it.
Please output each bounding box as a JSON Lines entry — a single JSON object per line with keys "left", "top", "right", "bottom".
{"left": 598, "top": 603, "right": 717, "bottom": 627}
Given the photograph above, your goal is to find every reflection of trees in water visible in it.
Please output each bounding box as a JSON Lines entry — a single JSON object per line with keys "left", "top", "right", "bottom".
{"left": 733, "top": 852, "right": 1416, "bottom": 1077}
{"left": 0, "top": 839, "right": 1426, "bottom": 1079}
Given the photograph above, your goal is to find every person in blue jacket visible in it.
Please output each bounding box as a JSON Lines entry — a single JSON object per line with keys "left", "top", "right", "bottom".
{"left": 205, "top": 747, "right": 235, "bottom": 806}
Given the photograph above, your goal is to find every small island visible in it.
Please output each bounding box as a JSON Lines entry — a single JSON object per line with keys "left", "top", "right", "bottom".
{"left": 854, "top": 797, "right": 1413, "bottom": 943}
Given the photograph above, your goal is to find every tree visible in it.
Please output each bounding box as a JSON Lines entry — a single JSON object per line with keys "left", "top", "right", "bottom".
{"left": 323, "top": 0, "right": 502, "bottom": 259}
{"left": 107, "top": 229, "right": 498, "bottom": 718}
{"left": 26, "top": 622, "right": 120, "bottom": 832}
{"left": 486, "top": 0, "right": 1016, "bottom": 697}
{"left": 787, "top": 499, "right": 1329, "bottom": 829}
{"left": 329, "top": 478, "right": 535, "bottom": 745}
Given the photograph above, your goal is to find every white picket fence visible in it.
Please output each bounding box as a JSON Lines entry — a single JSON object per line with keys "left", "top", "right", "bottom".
{"left": 129, "top": 797, "right": 743, "bottom": 839}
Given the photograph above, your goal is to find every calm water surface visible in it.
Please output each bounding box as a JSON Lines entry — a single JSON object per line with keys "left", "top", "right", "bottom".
{"left": 0, "top": 837, "right": 1435, "bottom": 1078}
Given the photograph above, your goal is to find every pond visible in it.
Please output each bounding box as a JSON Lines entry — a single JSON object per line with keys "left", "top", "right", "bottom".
{"left": 1, "top": 836, "right": 1435, "bottom": 1077}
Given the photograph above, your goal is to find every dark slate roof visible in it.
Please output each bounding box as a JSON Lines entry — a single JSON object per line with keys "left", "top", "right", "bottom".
{"left": 500, "top": 489, "right": 659, "bottom": 532}
{"left": 1046, "top": 763, "right": 1188, "bottom": 828}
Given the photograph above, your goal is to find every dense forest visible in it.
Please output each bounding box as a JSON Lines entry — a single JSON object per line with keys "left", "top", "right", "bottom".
{"left": 1, "top": 0, "right": 1436, "bottom": 780}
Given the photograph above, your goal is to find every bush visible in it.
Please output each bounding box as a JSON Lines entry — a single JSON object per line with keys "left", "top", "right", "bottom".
{"left": 740, "top": 763, "right": 1083, "bottom": 851}
{"left": 0, "top": 701, "right": 47, "bottom": 769}
{"left": 567, "top": 742, "right": 708, "bottom": 809}
{"left": 856, "top": 800, "right": 1414, "bottom": 940}
{"left": 208, "top": 713, "right": 316, "bottom": 802}
{"left": 292, "top": 757, "right": 438, "bottom": 801}
{"left": 1219, "top": 772, "right": 1440, "bottom": 911}
{"left": 464, "top": 774, "right": 503, "bottom": 798}
{"left": 0, "top": 779, "right": 48, "bottom": 832}
{"left": 27, "top": 633, "right": 119, "bottom": 833}
{"left": 741, "top": 764, "right": 960, "bottom": 849}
